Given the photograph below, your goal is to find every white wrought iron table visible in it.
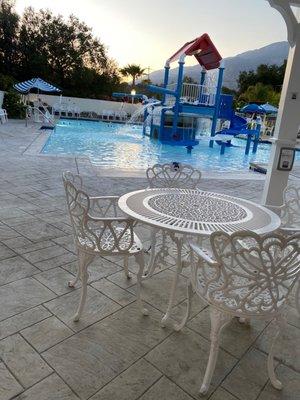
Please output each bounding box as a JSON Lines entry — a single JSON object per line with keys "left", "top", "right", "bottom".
{"left": 118, "top": 188, "right": 281, "bottom": 326}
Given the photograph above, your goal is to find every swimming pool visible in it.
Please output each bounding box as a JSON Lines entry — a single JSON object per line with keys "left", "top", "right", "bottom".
{"left": 42, "top": 119, "right": 299, "bottom": 172}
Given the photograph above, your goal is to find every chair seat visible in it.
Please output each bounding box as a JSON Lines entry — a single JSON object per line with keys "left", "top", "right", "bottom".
{"left": 77, "top": 227, "right": 143, "bottom": 254}
{"left": 194, "top": 262, "right": 289, "bottom": 317}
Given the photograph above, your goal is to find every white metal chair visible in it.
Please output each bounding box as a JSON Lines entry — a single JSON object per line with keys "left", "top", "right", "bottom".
{"left": 278, "top": 184, "right": 300, "bottom": 234}
{"left": 177, "top": 231, "right": 300, "bottom": 395}
{"left": 146, "top": 162, "right": 202, "bottom": 189}
{"left": 102, "top": 110, "right": 114, "bottom": 121}
{"left": 0, "top": 108, "right": 8, "bottom": 123}
{"left": 119, "top": 110, "right": 128, "bottom": 121}
{"left": 144, "top": 162, "right": 202, "bottom": 277}
{"left": 63, "top": 171, "right": 148, "bottom": 321}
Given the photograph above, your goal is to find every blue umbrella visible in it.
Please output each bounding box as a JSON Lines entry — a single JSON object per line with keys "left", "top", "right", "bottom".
{"left": 240, "top": 103, "right": 266, "bottom": 114}
{"left": 14, "top": 77, "right": 61, "bottom": 94}
{"left": 262, "top": 103, "right": 278, "bottom": 114}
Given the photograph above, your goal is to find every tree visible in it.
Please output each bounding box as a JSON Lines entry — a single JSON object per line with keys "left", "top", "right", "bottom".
{"left": 0, "top": 73, "right": 15, "bottom": 91}
{"left": 238, "top": 62, "right": 286, "bottom": 94}
{"left": 222, "top": 86, "right": 237, "bottom": 96}
{"left": 238, "top": 70, "right": 258, "bottom": 94}
{"left": 237, "top": 61, "right": 286, "bottom": 107}
{"left": 183, "top": 75, "right": 197, "bottom": 84}
{"left": 17, "top": 9, "right": 115, "bottom": 89}
{"left": 3, "top": 90, "right": 25, "bottom": 118}
{"left": 0, "top": 5, "right": 121, "bottom": 99}
{"left": 0, "top": 0, "right": 19, "bottom": 76}
{"left": 120, "top": 64, "right": 145, "bottom": 87}
{"left": 238, "top": 82, "right": 280, "bottom": 106}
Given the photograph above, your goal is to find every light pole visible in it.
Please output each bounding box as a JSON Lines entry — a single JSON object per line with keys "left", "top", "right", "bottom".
{"left": 131, "top": 89, "right": 136, "bottom": 104}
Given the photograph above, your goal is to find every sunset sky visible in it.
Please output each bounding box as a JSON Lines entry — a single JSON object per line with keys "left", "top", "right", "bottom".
{"left": 15, "top": 0, "right": 287, "bottom": 71}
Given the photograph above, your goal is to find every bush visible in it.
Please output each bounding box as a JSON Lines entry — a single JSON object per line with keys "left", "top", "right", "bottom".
{"left": 0, "top": 73, "right": 15, "bottom": 91}
{"left": 3, "top": 90, "right": 25, "bottom": 118}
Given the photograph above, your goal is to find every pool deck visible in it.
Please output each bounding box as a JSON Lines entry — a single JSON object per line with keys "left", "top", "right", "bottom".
{"left": 0, "top": 120, "right": 299, "bottom": 400}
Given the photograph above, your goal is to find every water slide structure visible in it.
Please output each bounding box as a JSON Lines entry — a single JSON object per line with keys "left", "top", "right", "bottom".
{"left": 140, "top": 33, "right": 261, "bottom": 155}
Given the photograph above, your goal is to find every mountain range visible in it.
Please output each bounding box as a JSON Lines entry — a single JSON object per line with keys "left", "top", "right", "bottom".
{"left": 148, "top": 41, "right": 289, "bottom": 89}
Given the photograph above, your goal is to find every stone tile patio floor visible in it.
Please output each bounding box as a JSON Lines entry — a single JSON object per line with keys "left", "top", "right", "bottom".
{"left": 0, "top": 120, "right": 299, "bottom": 400}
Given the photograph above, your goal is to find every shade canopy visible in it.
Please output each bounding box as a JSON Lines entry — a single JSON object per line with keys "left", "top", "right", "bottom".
{"left": 167, "top": 33, "right": 222, "bottom": 70}
{"left": 262, "top": 103, "right": 278, "bottom": 114}
{"left": 240, "top": 103, "right": 266, "bottom": 114}
{"left": 14, "top": 77, "right": 61, "bottom": 94}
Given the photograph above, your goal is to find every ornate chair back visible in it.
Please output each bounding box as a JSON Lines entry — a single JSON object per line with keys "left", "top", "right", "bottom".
{"left": 63, "top": 171, "right": 91, "bottom": 246}
{"left": 146, "top": 162, "right": 201, "bottom": 189}
{"left": 192, "top": 231, "right": 300, "bottom": 317}
{"left": 63, "top": 171, "right": 136, "bottom": 255}
{"left": 281, "top": 184, "right": 300, "bottom": 230}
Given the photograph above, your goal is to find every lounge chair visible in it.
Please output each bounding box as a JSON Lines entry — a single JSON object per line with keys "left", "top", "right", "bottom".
{"left": 0, "top": 109, "right": 8, "bottom": 123}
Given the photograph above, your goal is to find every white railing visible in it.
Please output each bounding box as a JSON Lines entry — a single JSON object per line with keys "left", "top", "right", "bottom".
{"left": 182, "top": 83, "right": 216, "bottom": 106}
{"left": 26, "top": 106, "right": 55, "bottom": 126}
{"left": 165, "top": 83, "right": 217, "bottom": 106}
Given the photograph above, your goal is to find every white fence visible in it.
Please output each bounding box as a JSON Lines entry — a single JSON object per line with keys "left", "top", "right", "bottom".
{"left": 28, "top": 94, "right": 141, "bottom": 117}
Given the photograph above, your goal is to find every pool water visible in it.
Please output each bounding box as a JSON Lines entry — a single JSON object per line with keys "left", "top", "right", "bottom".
{"left": 42, "top": 119, "right": 299, "bottom": 172}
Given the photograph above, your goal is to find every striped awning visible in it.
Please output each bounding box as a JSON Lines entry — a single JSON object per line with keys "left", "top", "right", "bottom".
{"left": 14, "top": 78, "right": 62, "bottom": 94}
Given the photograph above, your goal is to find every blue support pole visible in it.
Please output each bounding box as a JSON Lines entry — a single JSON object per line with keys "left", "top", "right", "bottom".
{"left": 245, "top": 134, "right": 252, "bottom": 155}
{"left": 159, "top": 108, "right": 167, "bottom": 139}
{"left": 171, "top": 59, "right": 185, "bottom": 138}
{"left": 252, "top": 124, "right": 261, "bottom": 153}
{"left": 142, "top": 107, "right": 148, "bottom": 135}
{"left": 162, "top": 65, "right": 170, "bottom": 105}
{"left": 209, "top": 63, "right": 225, "bottom": 148}
{"left": 199, "top": 67, "right": 206, "bottom": 103}
{"left": 220, "top": 142, "right": 226, "bottom": 155}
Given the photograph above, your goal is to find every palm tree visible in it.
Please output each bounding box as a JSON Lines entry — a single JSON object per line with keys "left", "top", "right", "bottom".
{"left": 120, "top": 64, "right": 146, "bottom": 87}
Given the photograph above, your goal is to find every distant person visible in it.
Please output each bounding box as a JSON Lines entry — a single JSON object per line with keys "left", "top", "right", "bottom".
{"left": 256, "top": 115, "right": 262, "bottom": 125}
{"left": 250, "top": 113, "right": 257, "bottom": 129}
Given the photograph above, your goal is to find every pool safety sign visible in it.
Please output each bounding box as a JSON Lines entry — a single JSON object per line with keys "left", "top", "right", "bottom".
{"left": 277, "top": 147, "right": 295, "bottom": 171}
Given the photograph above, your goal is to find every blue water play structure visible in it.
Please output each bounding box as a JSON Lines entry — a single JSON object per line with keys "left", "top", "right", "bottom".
{"left": 142, "top": 34, "right": 261, "bottom": 155}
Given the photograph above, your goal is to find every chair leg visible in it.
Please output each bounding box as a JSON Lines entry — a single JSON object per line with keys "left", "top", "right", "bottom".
{"left": 123, "top": 255, "right": 131, "bottom": 279}
{"left": 174, "top": 280, "right": 194, "bottom": 331}
{"left": 68, "top": 249, "right": 81, "bottom": 288}
{"left": 73, "top": 251, "right": 95, "bottom": 322}
{"left": 134, "top": 252, "right": 149, "bottom": 316}
{"left": 295, "top": 280, "right": 300, "bottom": 318}
{"left": 143, "top": 227, "right": 158, "bottom": 278}
{"left": 200, "top": 308, "right": 231, "bottom": 395}
{"left": 161, "top": 235, "right": 184, "bottom": 327}
{"left": 267, "top": 316, "right": 284, "bottom": 390}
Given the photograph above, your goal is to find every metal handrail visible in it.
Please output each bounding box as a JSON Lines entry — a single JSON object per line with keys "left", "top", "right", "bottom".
{"left": 26, "top": 105, "right": 55, "bottom": 126}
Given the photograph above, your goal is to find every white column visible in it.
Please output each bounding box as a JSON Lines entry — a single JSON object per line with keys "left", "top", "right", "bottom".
{"left": 262, "top": 24, "right": 300, "bottom": 206}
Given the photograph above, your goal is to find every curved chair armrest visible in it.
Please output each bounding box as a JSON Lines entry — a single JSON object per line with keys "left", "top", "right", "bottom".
{"left": 90, "top": 195, "right": 120, "bottom": 201}
{"left": 189, "top": 242, "right": 219, "bottom": 267}
{"left": 86, "top": 214, "right": 134, "bottom": 224}
{"left": 266, "top": 204, "right": 284, "bottom": 215}
{"left": 89, "top": 196, "right": 120, "bottom": 218}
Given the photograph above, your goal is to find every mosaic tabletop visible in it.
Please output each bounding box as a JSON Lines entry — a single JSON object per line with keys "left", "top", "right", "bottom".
{"left": 118, "top": 188, "right": 281, "bottom": 236}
